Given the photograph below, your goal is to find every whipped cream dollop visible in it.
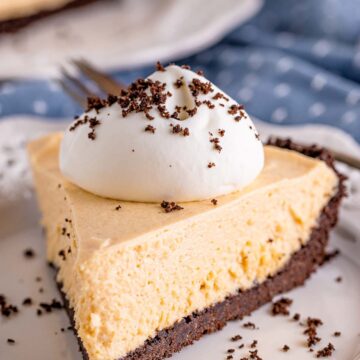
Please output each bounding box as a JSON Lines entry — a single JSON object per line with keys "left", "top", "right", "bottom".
{"left": 60, "top": 65, "right": 264, "bottom": 202}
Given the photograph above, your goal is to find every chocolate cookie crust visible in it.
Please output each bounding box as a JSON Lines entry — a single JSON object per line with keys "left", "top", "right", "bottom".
{"left": 59, "top": 139, "right": 346, "bottom": 360}
{"left": 0, "top": 0, "right": 99, "bottom": 33}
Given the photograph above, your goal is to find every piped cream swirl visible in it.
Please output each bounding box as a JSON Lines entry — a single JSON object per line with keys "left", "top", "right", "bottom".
{"left": 60, "top": 65, "right": 264, "bottom": 202}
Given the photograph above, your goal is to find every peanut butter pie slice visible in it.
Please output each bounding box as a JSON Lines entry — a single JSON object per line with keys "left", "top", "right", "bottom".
{"left": 0, "top": 0, "right": 99, "bottom": 33}
{"left": 28, "top": 64, "right": 345, "bottom": 360}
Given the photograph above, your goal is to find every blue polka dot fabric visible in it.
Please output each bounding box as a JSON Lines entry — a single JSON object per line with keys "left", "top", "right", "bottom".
{"left": 1, "top": 0, "right": 360, "bottom": 142}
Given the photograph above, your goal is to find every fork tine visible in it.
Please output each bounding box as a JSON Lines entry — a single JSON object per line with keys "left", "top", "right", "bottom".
{"left": 61, "top": 66, "right": 97, "bottom": 98}
{"left": 57, "top": 78, "right": 87, "bottom": 108}
{"left": 72, "top": 59, "right": 125, "bottom": 95}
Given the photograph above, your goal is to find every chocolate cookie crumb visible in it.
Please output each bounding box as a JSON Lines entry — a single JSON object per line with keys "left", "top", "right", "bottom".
{"left": 243, "top": 322, "right": 257, "bottom": 329}
{"left": 161, "top": 201, "right": 184, "bottom": 213}
{"left": 248, "top": 349, "right": 262, "bottom": 359}
{"left": 333, "top": 331, "right": 341, "bottom": 337}
{"left": 115, "top": 205, "right": 122, "bottom": 211}
{"left": 335, "top": 276, "right": 342, "bottom": 283}
{"left": 22, "top": 298, "right": 33, "bottom": 306}
{"left": 323, "top": 249, "right": 340, "bottom": 263}
{"left": 38, "top": 299, "right": 63, "bottom": 314}
{"left": 23, "top": 248, "right": 35, "bottom": 258}
{"left": 304, "top": 317, "right": 323, "bottom": 347}
{"left": 211, "top": 199, "right": 218, "bottom": 206}
{"left": 58, "top": 250, "right": 66, "bottom": 261}
{"left": 316, "top": 343, "right": 335, "bottom": 357}
{"left": 1, "top": 294, "right": 19, "bottom": 318}
{"left": 227, "top": 348, "right": 235, "bottom": 353}
{"left": 208, "top": 162, "right": 216, "bottom": 168}
{"left": 271, "top": 297, "right": 293, "bottom": 316}
{"left": 231, "top": 335, "right": 242, "bottom": 341}
{"left": 282, "top": 345, "right": 290, "bottom": 352}
{"left": 293, "top": 313, "right": 300, "bottom": 321}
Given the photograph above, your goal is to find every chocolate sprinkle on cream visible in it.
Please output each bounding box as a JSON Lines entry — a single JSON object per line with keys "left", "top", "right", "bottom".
{"left": 189, "top": 78, "right": 214, "bottom": 97}
{"left": 170, "top": 124, "right": 190, "bottom": 137}
{"left": 69, "top": 115, "right": 101, "bottom": 141}
{"left": 115, "top": 205, "right": 122, "bottom": 211}
{"left": 213, "top": 92, "right": 229, "bottom": 101}
{"left": 208, "top": 162, "right": 216, "bottom": 168}
{"left": 145, "top": 125, "right": 156, "bottom": 134}
{"left": 250, "top": 340, "right": 258, "bottom": 348}
{"left": 86, "top": 96, "right": 106, "bottom": 113}
{"left": 211, "top": 199, "right": 218, "bottom": 206}
{"left": 174, "top": 77, "right": 184, "bottom": 88}
{"left": 160, "top": 201, "right": 183, "bottom": 213}
{"left": 156, "top": 61, "right": 166, "bottom": 72}
{"left": 209, "top": 137, "right": 222, "bottom": 152}
{"left": 87, "top": 117, "right": 101, "bottom": 140}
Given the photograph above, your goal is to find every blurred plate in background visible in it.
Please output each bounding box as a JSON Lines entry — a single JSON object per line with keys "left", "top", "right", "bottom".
{"left": 0, "top": 0, "right": 263, "bottom": 79}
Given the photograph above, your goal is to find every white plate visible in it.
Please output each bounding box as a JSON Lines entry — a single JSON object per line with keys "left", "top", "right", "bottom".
{"left": 0, "top": 117, "right": 360, "bottom": 360}
{"left": 0, "top": 0, "right": 263, "bottom": 79}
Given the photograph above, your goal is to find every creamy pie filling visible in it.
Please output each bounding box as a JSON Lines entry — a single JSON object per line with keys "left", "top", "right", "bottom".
{"left": 28, "top": 133, "right": 338, "bottom": 360}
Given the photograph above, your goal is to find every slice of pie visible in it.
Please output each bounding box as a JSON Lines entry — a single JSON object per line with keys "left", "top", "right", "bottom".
{"left": 28, "top": 64, "right": 345, "bottom": 360}
{"left": 0, "top": 0, "right": 99, "bottom": 33}
{"left": 28, "top": 135, "right": 344, "bottom": 360}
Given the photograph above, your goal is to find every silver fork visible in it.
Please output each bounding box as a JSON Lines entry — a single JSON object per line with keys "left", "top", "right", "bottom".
{"left": 57, "top": 59, "right": 125, "bottom": 108}
{"left": 58, "top": 59, "right": 360, "bottom": 170}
